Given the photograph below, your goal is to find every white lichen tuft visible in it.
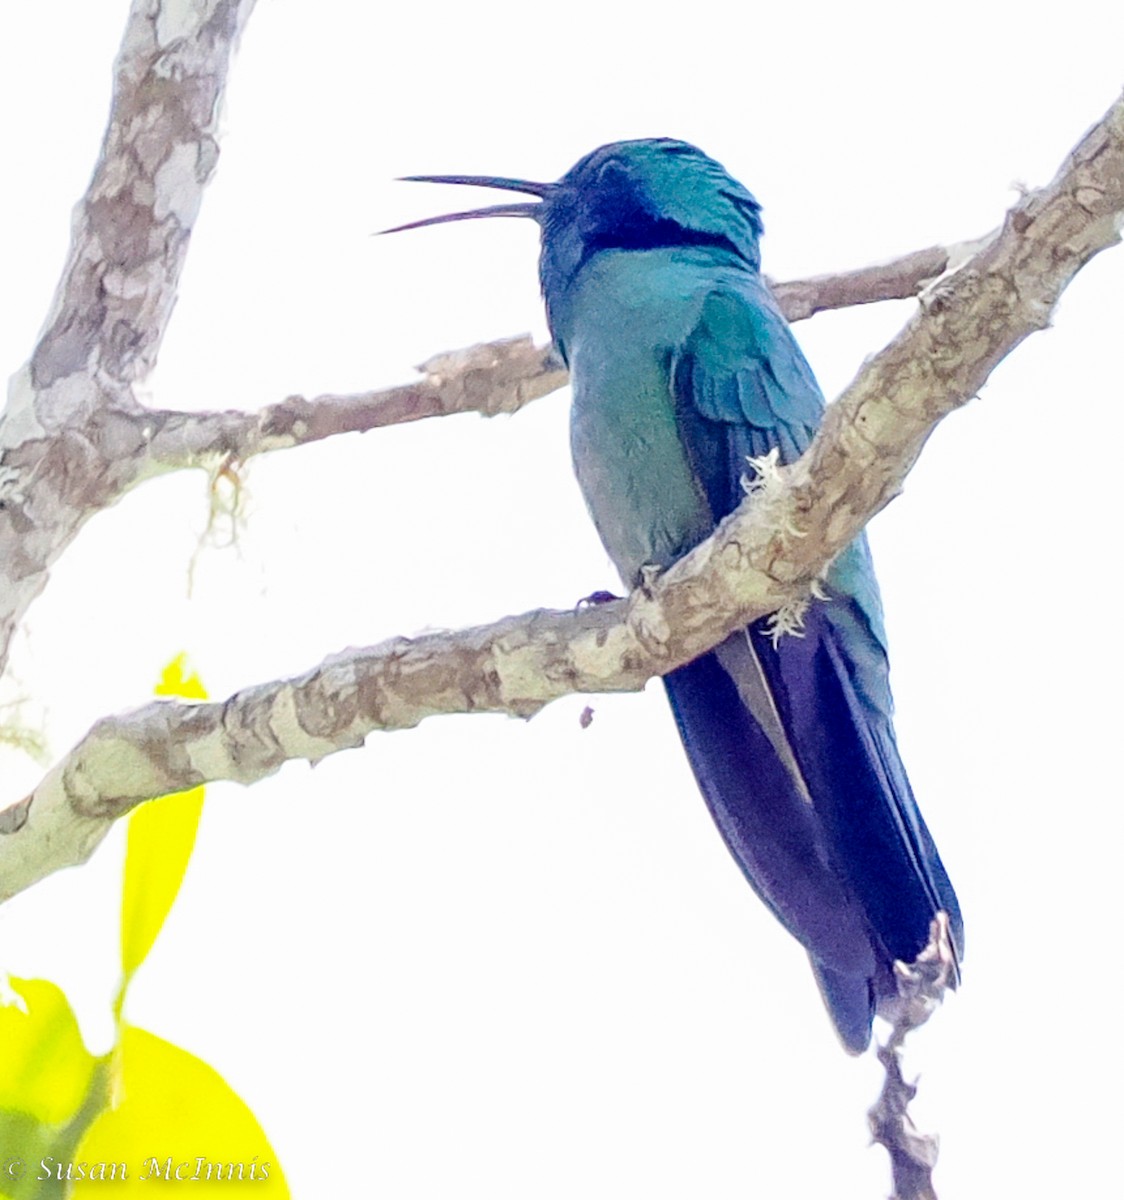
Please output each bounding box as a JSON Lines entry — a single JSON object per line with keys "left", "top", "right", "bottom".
{"left": 741, "top": 449, "right": 821, "bottom": 644}
{"left": 740, "top": 448, "right": 804, "bottom": 537}
{"left": 762, "top": 571, "right": 834, "bottom": 646}
{"left": 740, "top": 446, "right": 781, "bottom": 496}
{"left": 762, "top": 598, "right": 810, "bottom": 648}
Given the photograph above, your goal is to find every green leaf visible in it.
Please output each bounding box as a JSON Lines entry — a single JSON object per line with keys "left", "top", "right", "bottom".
{"left": 118, "top": 656, "right": 207, "bottom": 982}
{"left": 0, "top": 1082, "right": 112, "bottom": 1200}
{"left": 0, "top": 980, "right": 105, "bottom": 1199}
{"left": 0, "top": 1107, "right": 69, "bottom": 1199}
{"left": 73, "top": 1027, "right": 289, "bottom": 1196}
{"left": 0, "top": 980, "right": 96, "bottom": 1126}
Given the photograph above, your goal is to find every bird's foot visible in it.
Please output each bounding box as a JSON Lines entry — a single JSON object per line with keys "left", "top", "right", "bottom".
{"left": 575, "top": 589, "right": 622, "bottom": 609}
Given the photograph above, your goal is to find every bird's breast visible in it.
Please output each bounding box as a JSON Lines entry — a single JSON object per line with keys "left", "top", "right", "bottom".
{"left": 561, "top": 250, "right": 724, "bottom": 586}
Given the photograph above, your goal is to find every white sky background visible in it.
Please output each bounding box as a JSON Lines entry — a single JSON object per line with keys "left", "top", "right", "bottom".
{"left": 2, "top": 1, "right": 1123, "bottom": 1196}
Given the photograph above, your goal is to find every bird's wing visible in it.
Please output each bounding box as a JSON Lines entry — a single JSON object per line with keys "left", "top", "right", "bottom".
{"left": 664, "top": 275, "right": 962, "bottom": 1049}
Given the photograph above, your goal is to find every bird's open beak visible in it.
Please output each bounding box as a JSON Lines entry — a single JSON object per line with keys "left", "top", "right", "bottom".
{"left": 380, "top": 174, "right": 550, "bottom": 234}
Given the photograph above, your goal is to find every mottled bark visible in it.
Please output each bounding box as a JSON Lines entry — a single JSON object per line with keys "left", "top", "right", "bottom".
{"left": 769, "top": 240, "right": 983, "bottom": 321}
{"left": 1, "top": 0, "right": 1122, "bottom": 912}
{"left": 2, "top": 86, "right": 1123, "bottom": 900}
{"left": 138, "top": 244, "right": 980, "bottom": 469}
{"left": 0, "top": 0, "right": 257, "bottom": 668}
{"left": 1, "top": 12, "right": 1121, "bottom": 1190}
{"left": 867, "top": 914, "right": 959, "bottom": 1200}
{"left": 144, "top": 336, "right": 570, "bottom": 469}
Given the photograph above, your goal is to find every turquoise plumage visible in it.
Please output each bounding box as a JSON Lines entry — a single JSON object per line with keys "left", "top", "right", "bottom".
{"left": 390, "top": 139, "right": 962, "bottom": 1051}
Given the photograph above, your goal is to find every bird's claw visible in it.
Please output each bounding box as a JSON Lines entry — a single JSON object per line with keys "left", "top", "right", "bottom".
{"left": 575, "top": 589, "right": 622, "bottom": 610}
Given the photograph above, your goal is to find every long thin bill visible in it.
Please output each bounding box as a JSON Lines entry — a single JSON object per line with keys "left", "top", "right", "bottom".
{"left": 399, "top": 174, "right": 551, "bottom": 197}
{"left": 379, "top": 201, "right": 541, "bottom": 235}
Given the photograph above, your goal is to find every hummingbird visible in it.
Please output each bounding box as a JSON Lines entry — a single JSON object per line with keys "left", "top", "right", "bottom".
{"left": 387, "top": 139, "right": 962, "bottom": 1052}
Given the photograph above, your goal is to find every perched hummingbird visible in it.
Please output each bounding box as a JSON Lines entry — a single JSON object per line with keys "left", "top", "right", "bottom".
{"left": 388, "top": 139, "right": 962, "bottom": 1052}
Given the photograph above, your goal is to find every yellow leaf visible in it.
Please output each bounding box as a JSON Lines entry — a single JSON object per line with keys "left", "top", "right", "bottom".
{"left": 118, "top": 787, "right": 204, "bottom": 981}
{"left": 73, "top": 1027, "right": 288, "bottom": 1195}
{"left": 154, "top": 654, "right": 208, "bottom": 701}
{"left": 0, "top": 978, "right": 96, "bottom": 1125}
{"left": 119, "top": 656, "right": 208, "bottom": 981}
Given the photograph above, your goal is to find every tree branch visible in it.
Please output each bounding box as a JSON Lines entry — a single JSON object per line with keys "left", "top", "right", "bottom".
{"left": 144, "top": 337, "right": 569, "bottom": 468}
{"left": 139, "top": 240, "right": 980, "bottom": 470}
{"left": 0, "top": 0, "right": 256, "bottom": 671}
{"left": 768, "top": 237, "right": 991, "bottom": 321}
{"left": 2, "top": 88, "right": 1121, "bottom": 904}
{"left": 0, "top": 0, "right": 997, "bottom": 685}
{"left": 31, "top": 1, "right": 255, "bottom": 391}
{"left": 868, "top": 915, "right": 958, "bottom": 1200}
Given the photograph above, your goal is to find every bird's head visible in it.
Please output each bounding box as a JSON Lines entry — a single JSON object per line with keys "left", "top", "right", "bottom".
{"left": 385, "top": 138, "right": 763, "bottom": 320}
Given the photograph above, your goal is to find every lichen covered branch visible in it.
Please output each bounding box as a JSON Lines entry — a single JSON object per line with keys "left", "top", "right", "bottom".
{"left": 0, "top": 0, "right": 256, "bottom": 670}
{"left": 139, "top": 241, "right": 990, "bottom": 469}
{"left": 2, "top": 86, "right": 1123, "bottom": 904}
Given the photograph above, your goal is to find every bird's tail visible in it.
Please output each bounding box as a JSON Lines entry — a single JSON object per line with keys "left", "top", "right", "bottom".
{"left": 664, "top": 620, "right": 962, "bottom": 1052}
{"left": 663, "top": 642, "right": 878, "bottom": 974}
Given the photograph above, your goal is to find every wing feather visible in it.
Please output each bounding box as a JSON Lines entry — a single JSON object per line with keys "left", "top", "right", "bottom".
{"left": 664, "top": 272, "right": 963, "bottom": 1047}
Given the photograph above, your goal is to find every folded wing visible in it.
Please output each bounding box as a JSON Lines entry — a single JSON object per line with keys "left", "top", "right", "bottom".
{"left": 664, "top": 277, "right": 963, "bottom": 1051}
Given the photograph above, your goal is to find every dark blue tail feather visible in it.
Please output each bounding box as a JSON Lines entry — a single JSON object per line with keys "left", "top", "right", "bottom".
{"left": 756, "top": 604, "right": 963, "bottom": 970}
{"left": 664, "top": 613, "right": 962, "bottom": 1051}
{"left": 810, "top": 963, "right": 875, "bottom": 1055}
{"left": 664, "top": 642, "right": 876, "bottom": 981}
